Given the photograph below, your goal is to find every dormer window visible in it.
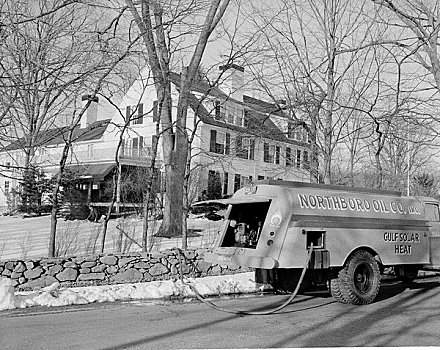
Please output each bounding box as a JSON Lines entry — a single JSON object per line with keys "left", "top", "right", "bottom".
{"left": 226, "top": 105, "right": 244, "bottom": 126}
{"left": 214, "top": 101, "right": 226, "bottom": 121}
{"left": 213, "top": 101, "right": 243, "bottom": 126}
{"left": 287, "top": 122, "right": 307, "bottom": 142}
{"left": 87, "top": 144, "right": 94, "bottom": 158}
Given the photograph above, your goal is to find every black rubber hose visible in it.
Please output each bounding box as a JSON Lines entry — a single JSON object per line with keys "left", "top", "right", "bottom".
{"left": 173, "top": 244, "right": 314, "bottom": 315}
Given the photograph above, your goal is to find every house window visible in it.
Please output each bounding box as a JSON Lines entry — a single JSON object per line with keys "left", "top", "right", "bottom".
{"left": 132, "top": 136, "right": 144, "bottom": 157}
{"left": 258, "top": 175, "right": 264, "bottom": 180}
{"left": 303, "top": 150, "right": 309, "bottom": 169}
{"left": 5, "top": 162, "right": 10, "bottom": 169}
{"left": 210, "top": 130, "right": 230, "bottom": 155}
{"left": 264, "top": 143, "right": 272, "bottom": 163}
{"left": 227, "top": 109, "right": 234, "bottom": 124}
{"left": 236, "top": 136, "right": 255, "bottom": 160}
{"left": 87, "top": 144, "right": 94, "bottom": 158}
{"left": 234, "top": 173, "right": 241, "bottom": 192}
{"left": 264, "top": 143, "right": 278, "bottom": 164}
{"left": 37, "top": 148, "right": 46, "bottom": 156}
{"left": 133, "top": 103, "right": 144, "bottom": 124}
{"left": 207, "top": 170, "right": 222, "bottom": 198}
{"left": 241, "top": 175, "right": 252, "bottom": 187}
{"left": 296, "top": 149, "right": 301, "bottom": 168}
{"left": 4, "top": 181, "right": 9, "bottom": 194}
{"left": 132, "top": 138, "right": 139, "bottom": 156}
{"left": 223, "top": 172, "right": 229, "bottom": 195}
{"left": 243, "top": 110, "right": 250, "bottom": 128}
{"left": 236, "top": 110, "right": 244, "bottom": 126}
{"left": 126, "top": 104, "right": 144, "bottom": 125}
{"left": 286, "top": 147, "right": 292, "bottom": 166}
{"left": 295, "top": 128, "right": 303, "bottom": 141}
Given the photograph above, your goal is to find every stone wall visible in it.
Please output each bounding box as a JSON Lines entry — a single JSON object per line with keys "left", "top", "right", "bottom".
{"left": 0, "top": 249, "right": 249, "bottom": 290}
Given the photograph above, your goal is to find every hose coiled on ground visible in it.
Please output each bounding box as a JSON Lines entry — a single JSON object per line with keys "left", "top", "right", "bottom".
{"left": 173, "top": 244, "right": 314, "bottom": 315}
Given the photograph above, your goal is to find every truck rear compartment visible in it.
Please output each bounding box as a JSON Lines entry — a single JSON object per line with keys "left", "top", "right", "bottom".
{"left": 220, "top": 202, "right": 271, "bottom": 249}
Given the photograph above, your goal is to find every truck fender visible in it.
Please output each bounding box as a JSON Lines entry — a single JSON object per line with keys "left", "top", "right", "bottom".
{"left": 342, "top": 246, "right": 382, "bottom": 269}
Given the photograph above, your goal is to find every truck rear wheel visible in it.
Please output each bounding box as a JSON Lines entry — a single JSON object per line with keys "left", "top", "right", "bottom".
{"left": 339, "top": 250, "right": 381, "bottom": 305}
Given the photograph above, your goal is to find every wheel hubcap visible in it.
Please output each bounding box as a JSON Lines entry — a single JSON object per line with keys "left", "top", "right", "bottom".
{"left": 354, "top": 263, "right": 372, "bottom": 293}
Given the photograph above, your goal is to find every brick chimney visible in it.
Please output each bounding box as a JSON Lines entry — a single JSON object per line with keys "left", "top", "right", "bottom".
{"left": 80, "top": 94, "right": 99, "bottom": 128}
{"left": 219, "top": 64, "right": 245, "bottom": 101}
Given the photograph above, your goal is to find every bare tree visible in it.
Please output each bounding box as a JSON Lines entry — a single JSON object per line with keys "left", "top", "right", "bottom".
{"left": 0, "top": 0, "right": 137, "bottom": 256}
{"left": 126, "top": 0, "right": 230, "bottom": 248}
{"left": 373, "top": 0, "right": 440, "bottom": 93}
{"left": 242, "top": 0, "right": 387, "bottom": 184}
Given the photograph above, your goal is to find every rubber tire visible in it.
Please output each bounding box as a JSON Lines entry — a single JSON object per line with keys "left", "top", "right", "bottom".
{"left": 272, "top": 268, "right": 311, "bottom": 293}
{"left": 328, "top": 270, "right": 349, "bottom": 304}
{"left": 338, "top": 250, "right": 381, "bottom": 305}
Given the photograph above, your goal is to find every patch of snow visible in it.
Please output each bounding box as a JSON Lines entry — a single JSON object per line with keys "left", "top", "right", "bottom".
{"left": 0, "top": 273, "right": 264, "bottom": 311}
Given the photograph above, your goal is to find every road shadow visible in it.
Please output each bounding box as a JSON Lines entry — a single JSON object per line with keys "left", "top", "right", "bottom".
{"left": 375, "top": 278, "right": 440, "bottom": 302}
{"left": 273, "top": 276, "right": 440, "bottom": 348}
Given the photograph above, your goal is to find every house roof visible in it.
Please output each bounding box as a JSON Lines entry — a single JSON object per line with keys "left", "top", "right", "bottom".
{"left": 65, "top": 162, "right": 115, "bottom": 181}
{"left": 170, "top": 71, "right": 227, "bottom": 100}
{"left": 169, "top": 71, "right": 305, "bottom": 145}
{"left": 187, "top": 91, "right": 302, "bottom": 145}
{"left": 1, "top": 119, "right": 111, "bottom": 152}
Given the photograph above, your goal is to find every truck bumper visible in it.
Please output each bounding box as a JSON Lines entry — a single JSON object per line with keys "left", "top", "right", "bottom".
{"left": 204, "top": 251, "right": 278, "bottom": 269}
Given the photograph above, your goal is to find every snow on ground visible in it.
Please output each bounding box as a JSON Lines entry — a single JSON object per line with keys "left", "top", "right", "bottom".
{"left": 0, "top": 272, "right": 263, "bottom": 311}
{"left": 0, "top": 212, "right": 236, "bottom": 312}
{"left": 0, "top": 214, "right": 222, "bottom": 260}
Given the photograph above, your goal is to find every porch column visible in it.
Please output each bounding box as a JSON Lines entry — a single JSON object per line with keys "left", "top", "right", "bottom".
{"left": 88, "top": 180, "right": 92, "bottom": 203}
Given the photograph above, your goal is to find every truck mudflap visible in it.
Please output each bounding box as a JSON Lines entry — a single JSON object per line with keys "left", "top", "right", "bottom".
{"left": 204, "top": 251, "right": 278, "bottom": 269}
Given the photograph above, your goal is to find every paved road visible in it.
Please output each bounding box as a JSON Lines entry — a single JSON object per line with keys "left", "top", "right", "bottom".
{"left": 1, "top": 276, "right": 440, "bottom": 349}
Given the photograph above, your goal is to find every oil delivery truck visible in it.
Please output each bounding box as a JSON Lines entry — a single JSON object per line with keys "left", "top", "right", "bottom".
{"left": 203, "top": 180, "right": 440, "bottom": 305}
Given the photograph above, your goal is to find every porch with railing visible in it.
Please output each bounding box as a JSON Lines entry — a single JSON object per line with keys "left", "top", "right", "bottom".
{"left": 35, "top": 145, "right": 155, "bottom": 167}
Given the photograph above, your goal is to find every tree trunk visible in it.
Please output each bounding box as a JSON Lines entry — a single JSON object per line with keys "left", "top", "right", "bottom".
{"left": 100, "top": 170, "right": 118, "bottom": 254}
{"left": 142, "top": 136, "right": 160, "bottom": 251}
{"left": 324, "top": 34, "right": 336, "bottom": 185}
{"left": 48, "top": 143, "right": 71, "bottom": 257}
{"left": 309, "top": 110, "right": 320, "bottom": 183}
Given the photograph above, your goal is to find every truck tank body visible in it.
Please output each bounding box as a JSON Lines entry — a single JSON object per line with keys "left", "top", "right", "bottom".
{"left": 204, "top": 180, "right": 431, "bottom": 269}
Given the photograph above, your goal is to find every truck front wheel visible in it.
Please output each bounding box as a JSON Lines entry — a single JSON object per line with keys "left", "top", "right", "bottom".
{"left": 328, "top": 270, "right": 348, "bottom": 304}
{"left": 338, "top": 250, "right": 381, "bottom": 305}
